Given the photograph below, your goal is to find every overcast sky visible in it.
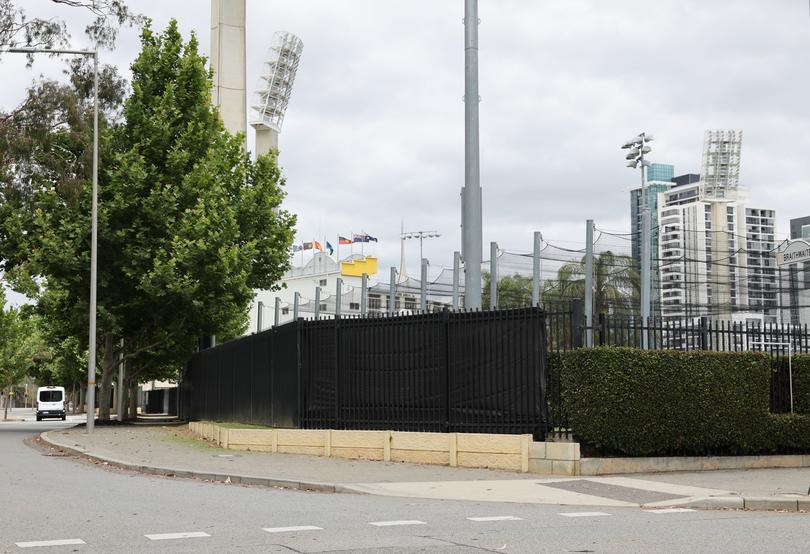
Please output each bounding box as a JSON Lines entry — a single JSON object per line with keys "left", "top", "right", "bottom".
{"left": 3, "top": 0, "right": 810, "bottom": 292}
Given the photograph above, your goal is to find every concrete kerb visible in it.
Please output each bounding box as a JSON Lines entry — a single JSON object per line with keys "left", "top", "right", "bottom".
{"left": 39, "top": 431, "right": 344, "bottom": 495}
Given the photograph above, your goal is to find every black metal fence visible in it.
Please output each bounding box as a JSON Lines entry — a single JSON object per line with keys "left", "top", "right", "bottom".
{"left": 180, "top": 307, "right": 548, "bottom": 438}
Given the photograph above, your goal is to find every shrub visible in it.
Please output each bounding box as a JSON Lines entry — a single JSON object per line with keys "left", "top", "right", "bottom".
{"left": 791, "top": 355, "right": 810, "bottom": 415}
{"left": 561, "top": 347, "right": 772, "bottom": 456}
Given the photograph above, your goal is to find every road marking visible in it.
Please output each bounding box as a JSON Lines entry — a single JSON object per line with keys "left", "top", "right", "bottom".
{"left": 467, "top": 516, "right": 524, "bottom": 522}
{"left": 643, "top": 508, "right": 696, "bottom": 514}
{"left": 16, "top": 539, "right": 86, "bottom": 548}
{"left": 144, "top": 532, "right": 210, "bottom": 540}
{"left": 369, "top": 520, "right": 427, "bottom": 527}
{"left": 262, "top": 526, "right": 323, "bottom": 534}
{"left": 558, "top": 512, "right": 611, "bottom": 518}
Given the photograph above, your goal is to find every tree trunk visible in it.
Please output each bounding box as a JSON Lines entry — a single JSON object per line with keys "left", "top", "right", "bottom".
{"left": 98, "top": 334, "right": 116, "bottom": 421}
{"left": 128, "top": 378, "right": 138, "bottom": 420}
{"left": 2, "top": 387, "right": 8, "bottom": 421}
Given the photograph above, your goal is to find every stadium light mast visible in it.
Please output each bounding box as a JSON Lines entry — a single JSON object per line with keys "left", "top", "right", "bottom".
{"left": 251, "top": 31, "right": 304, "bottom": 156}
{"left": 623, "top": 132, "right": 654, "bottom": 348}
{"left": 462, "top": 0, "right": 482, "bottom": 309}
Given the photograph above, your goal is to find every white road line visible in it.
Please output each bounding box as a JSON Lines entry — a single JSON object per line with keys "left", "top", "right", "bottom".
{"left": 144, "top": 532, "right": 211, "bottom": 540}
{"left": 16, "top": 539, "right": 86, "bottom": 548}
{"left": 643, "top": 508, "right": 697, "bottom": 514}
{"left": 467, "top": 516, "right": 524, "bottom": 522}
{"left": 558, "top": 512, "right": 612, "bottom": 518}
{"left": 369, "top": 520, "right": 427, "bottom": 527}
{"left": 262, "top": 526, "right": 323, "bottom": 534}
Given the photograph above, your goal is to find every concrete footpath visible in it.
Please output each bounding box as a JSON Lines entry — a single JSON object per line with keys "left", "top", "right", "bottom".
{"left": 40, "top": 425, "right": 810, "bottom": 512}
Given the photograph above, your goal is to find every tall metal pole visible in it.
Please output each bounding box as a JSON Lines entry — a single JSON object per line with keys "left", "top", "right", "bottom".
{"left": 640, "top": 164, "right": 651, "bottom": 349}
{"left": 293, "top": 292, "right": 300, "bottom": 320}
{"left": 257, "top": 301, "right": 264, "bottom": 332}
{"left": 86, "top": 52, "right": 99, "bottom": 433}
{"left": 585, "top": 220, "right": 594, "bottom": 347}
{"left": 314, "top": 286, "right": 321, "bottom": 319}
{"left": 335, "top": 278, "right": 343, "bottom": 317}
{"left": 532, "top": 232, "right": 542, "bottom": 307}
{"left": 463, "top": 0, "right": 482, "bottom": 309}
{"left": 274, "top": 297, "right": 281, "bottom": 326}
{"left": 420, "top": 258, "right": 428, "bottom": 312}
{"left": 389, "top": 266, "right": 397, "bottom": 314}
{"left": 489, "top": 241, "right": 498, "bottom": 310}
{"left": 361, "top": 273, "right": 368, "bottom": 316}
{"left": 452, "top": 251, "right": 460, "bottom": 310}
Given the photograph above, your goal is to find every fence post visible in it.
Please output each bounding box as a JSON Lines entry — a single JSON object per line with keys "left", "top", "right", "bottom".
{"left": 490, "top": 241, "right": 498, "bottom": 309}
{"left": 293, "top": 292, "right": 300, "bottom": 320}
{"left": 361, "top": 273, "right": 368, "bottom": 316}
{"left": 257, "top": 301, "right": 264, "bottom": 333}
{"left": 532, "top": 231, "right": 542, "bottom": 307}
{"left": 598, "top": 313, "right": 605, "bottom": 346}
{"left": 314, "top": 286, "right": 321, "bottom": 319}
{"left": 421, "top": 258, "right": 428, "bottom": 312}
{"left": 700, "top": 316, "right": 709, "bottom": 350}
{"left": 584, "top": 220, "right": 594, "bottom": 347}
{"left": 274, "top": 297, "right": 281, "bottom": 327}
{"left": 571, "top": 298, "right": 584, "bottom": 348}
{"left": 335, "top": 278, "right": 343, "bottom": 318}
{"left": 452, "top": 251, "right": 460, "bottom": 310}
{"left": 389, "top": 266, "right": 397, "bottom": 314}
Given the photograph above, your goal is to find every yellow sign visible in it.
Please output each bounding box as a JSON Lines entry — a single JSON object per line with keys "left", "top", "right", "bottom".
{"left": 341, "top": 256, "right": 378, "bottom": 277}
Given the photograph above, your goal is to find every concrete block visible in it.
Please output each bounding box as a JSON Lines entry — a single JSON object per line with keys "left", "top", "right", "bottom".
{"left": 324, "top": 430, "right": 331, "bottom": 457}
{"left": 528, "top": 458, "right": 554, "bottom": 475}
{"left": 449, "top": 434, "right": 458, "bottom": 467}
{"left": 391, "top": 449, "right": 449, "bottom": 466}
{"left": 546, "top": 442, "right": 581, "bottom": 461}
{"left": 521, "top": 436, "right": 530, "bottom": 473}
{"left": 383, "top": 432, "right": 392, "bottom": 462}
{"left": 277, "top": 445, "right": 324, "bottom": 456}
{"left": 390, "top": 431, "right": 449, "bottom": 452}
{"left": 331, "top": 446, "right": 385, "bottom": 461}
{"left": 529, "top": 442, "right": 546, "bottom": 459}
{"left": 456, "top": 433, "right": 524, "bottom": 454}
{"left": 277, "top": 429, "right": 325, "bottom": 448}
{"left": 226, "top": 429, "right": 275, "bottom": 446}
{"left": 797, "top": 498, "right": 810, "bottom": 512}
{"left": 457, "top": 452, "right": 522, "bottom": 471}
{"left": 330, "top": 430, "right": 388, "bottom": 449}
{"left": 551, "top": 460, "right": 580, "bottom": 476}
{"left": 745, "top": 497, "right": 798, "bottom": 511}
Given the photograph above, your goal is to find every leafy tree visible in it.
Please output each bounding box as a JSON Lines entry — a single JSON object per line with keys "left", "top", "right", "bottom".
{"left": 0, "top": 288, "right": 41, "bottom": 420}
{"left": 543, "top": 251, "right": 639, "bottom": 316}
{"left": 482, "top": 272, "right": 534, "bottom": 309}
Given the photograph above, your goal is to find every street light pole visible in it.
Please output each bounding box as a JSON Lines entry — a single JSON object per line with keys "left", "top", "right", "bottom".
{"left": 4, "top": 47, "right": 99, "bottom": 431}
{"left": 401, "top": 230, "right": 440, "bottom": 271}
{"left": 622, "top": 133, "right": 654, "bottom": 349}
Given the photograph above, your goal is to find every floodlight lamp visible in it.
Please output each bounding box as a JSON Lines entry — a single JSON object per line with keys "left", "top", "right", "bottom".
{"left": 641, "top": 145, "right": 651, "bottom": 154}
{"left": 625, "top": 151, "right": 637, "bottom": 160}
{"left": 641, "top": 159, "right": 652, "bottom": 167}
{"left": 643, "top": 134, "right": 654, "bottom": 142}
{"left": 626, "top": 160, "right": 638, "bottom": 168}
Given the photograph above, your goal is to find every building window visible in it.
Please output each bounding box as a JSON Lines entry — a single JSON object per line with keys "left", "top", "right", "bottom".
{"left": 319, "top": 279, "right": 327, "bottom": 286}
{"left": 320, "top": 303, "right": 327, "bottom": 311}
{"left": 281, "top": 307, "right": 289, "bottom": 315}
{"left": 349, "top": 302, "right": 360, "bottom": 310}
{"left": 368, "top": 297, "right": 381, "bottom": 310}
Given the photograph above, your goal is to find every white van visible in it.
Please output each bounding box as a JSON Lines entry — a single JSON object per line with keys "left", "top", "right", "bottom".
{"left": 36, "top": 386, "right": 66, "bottom": 421}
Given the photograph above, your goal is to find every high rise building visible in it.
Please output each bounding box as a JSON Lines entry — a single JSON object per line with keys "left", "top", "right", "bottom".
{"left": 656, "top": 131, "right": 777, "bottom": 327}
{"left": 787, "top": 216, "right": 810, "bottom": 325}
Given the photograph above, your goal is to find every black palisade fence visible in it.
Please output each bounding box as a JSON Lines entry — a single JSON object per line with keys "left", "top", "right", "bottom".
{"left": 180, "top": 307, "right": 549, "bottom": 439}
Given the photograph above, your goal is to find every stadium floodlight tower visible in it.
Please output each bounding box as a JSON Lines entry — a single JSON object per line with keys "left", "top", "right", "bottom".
{"left": 251, "top": 31, "right": 304, "bottom": 156}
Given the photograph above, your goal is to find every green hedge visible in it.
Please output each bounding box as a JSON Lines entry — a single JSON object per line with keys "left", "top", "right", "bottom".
{"left": 792, "top": 355, "right": 810, "bottom": 415}
{"left": 560, "top": 347, "right": 810, "bottom": 456}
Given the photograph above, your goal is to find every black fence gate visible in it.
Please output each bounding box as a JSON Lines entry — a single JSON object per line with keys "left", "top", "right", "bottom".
{"left": 180, "top": 307, "right": 548, "bottom": 438}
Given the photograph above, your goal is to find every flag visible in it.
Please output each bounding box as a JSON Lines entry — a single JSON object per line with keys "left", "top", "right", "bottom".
{"left": 367, "top": 235, "right": 378, "bottom": 243}
{"left": 338, "top": 236, "right": 352, "bottom": 245}
{"left": 303, "top": 242, "right": 313, "bottom": 250}
{"left": 326, "top": 241, "right": 334, "bottom": 255}
{"left": 292, "top": 244, "right": 303, "bottom": 252}
{"left": 353, "top": 233, "right": 378, "bottom": 243}
{"left": 314, "top": 240, "right": 323, "bottom": 251}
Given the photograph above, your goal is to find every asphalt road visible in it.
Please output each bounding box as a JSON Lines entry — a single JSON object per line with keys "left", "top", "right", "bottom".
{"left": 1, "top": 421, "right": 809, "bottom": 553}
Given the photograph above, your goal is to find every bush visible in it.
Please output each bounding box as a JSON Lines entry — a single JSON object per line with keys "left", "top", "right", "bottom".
{"left": 766, "top": 414, "right": 810, "bottom": 452}
{"left": 561, "top": 347, "right": 773, "bottom": 456}
{"left": 792, "top": 355, "right": 810, "bottom": 415}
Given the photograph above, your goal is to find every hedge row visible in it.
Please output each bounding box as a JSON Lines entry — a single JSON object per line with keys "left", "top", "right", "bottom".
{"left": 560, "top": 347, "right": 810, "bottom": 456}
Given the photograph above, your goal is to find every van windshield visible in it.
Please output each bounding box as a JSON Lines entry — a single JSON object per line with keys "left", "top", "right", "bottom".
{"left": 39, "top": 391, "right": 63, "bottom": 403}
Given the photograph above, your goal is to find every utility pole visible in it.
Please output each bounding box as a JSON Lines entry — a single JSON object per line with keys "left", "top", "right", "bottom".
{"left": 452, "top": 251, "right": 461, "bottom": 310}
{"left": 462, "top": 0, "right": 482, "bottom": 309}
{"left": 314, "top": 286, "right": 321, "bottom": 319}
{"left": 361, "top": 273, "right": 368, "bottom": 316}
{"left": 389, "top": 266, "right": 397, "bottom": 314}
{"left": 490, "top": 241, "right": 498, "bottom": 309}
{"left": 420, "top": 259, "right": 428, "bottom": 312}
{"left": 585, "top": 220, "right": 594, "bottom": 347}
{"left": 532, "top": 232, "right": 543, "bottom": 307}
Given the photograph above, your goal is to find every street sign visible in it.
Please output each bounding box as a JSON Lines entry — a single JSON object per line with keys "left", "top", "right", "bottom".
{"left": 777, "top": 239, "right": 810, "bottom": 266}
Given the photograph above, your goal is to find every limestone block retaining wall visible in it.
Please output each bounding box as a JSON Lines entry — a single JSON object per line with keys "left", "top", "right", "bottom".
{"left": 187, "top": 422, "right": 581, "bottom": 475}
